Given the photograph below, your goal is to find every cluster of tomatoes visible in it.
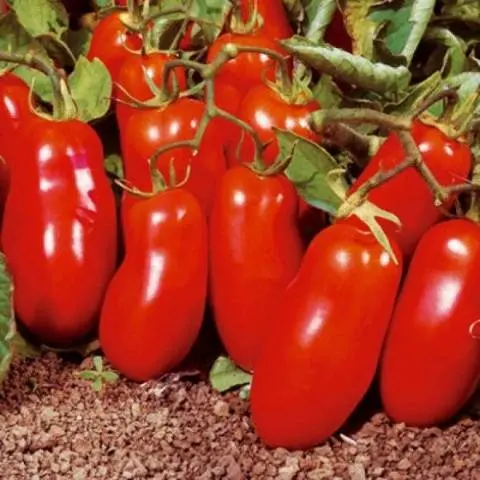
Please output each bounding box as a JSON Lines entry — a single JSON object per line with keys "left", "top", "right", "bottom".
{"left": 1, "top": 0, "right": 479, "bottom": 451}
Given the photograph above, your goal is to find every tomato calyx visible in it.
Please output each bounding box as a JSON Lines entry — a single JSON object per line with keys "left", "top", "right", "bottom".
{"left": 228, "top": 0, "right": 263, "bottom": 36}
{"left": 264, "top": 66, "right": 315, "bottom": 107}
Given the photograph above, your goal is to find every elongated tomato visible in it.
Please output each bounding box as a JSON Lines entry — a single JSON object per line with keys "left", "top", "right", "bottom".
{"left": 100, "top": 188, "right": 208, "bottom": 382}
{"left": 380, "top": 219, "right": 480, "bottom": 426}
{"left": 2, "top": 117, "right": 117, "bottom": 347}
{"left": 209, "top": 165, "right": 304, "bottom": 371}
{"left": 343, "top": 120, "right": 472, "bottom": 259}
{"left": 251, "top": 223, "right": 403, "bottom": 449}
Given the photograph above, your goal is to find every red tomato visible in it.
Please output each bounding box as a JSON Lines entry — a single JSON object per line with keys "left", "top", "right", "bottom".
{"left": 343, "top": 120, "right": 472, "bottom": 259}
{"left": 115, "top": 50, "right": 187, "bottom": 133}
{"left": 100, "top": 187, "right": 207, "bottom": 382}
{"left": 207, "top": 33, "right": 289, "bottom": 117}
{"left": 234, "top": 83, "right": 325, "bottom": 244}
{"left": 0, "top": 0, "right": 9, "bottom": 14}
{"left": 209, "top": 165, "right": 304, "bottom": 371}
{"left": 86, "top": 11, "right": 143, "bottom": 83}
{"left": 2, "top": 117, "right": 117, "bottom": 347}
{"left": 0, "top": 74, "right": 32, "bottom": 228}
{"left": 122, "top": 98, "right": 226, "bottom": 223}
{"left": 250, "top": 223, "right": 403, "bottom": 449}
{"left": 380, "top": 219, "right": 480, "bottom": 427}
{"left": 206, "top": 33, "right": 290, "bottom": 165}
{"left": 235, "top": 0, "right": 293, "bottom": 40}
{"left": 234, "top": 83, "right": 320, "bottom": 167}
{"left": 324, "top": 8, "right": 352, "bottom": 52}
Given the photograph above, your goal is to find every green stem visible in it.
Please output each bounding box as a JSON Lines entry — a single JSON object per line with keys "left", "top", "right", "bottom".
{"left": 0, "top": 51, "right": 64, "bottom": 118}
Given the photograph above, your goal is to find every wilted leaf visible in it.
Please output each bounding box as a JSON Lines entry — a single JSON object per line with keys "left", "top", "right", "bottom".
{"left": 341, "top": 0, "right": 380, "bottom": 59}
{"left": 277, "top": 129, "right": 345, "bottom": 215}
{"left": 312, "top": 75, "right": 342, "bottom": 108}
{"left": 67, "top": 56, "right": 112, "bottom": 122}
{"left": 369, "top": 0, "right": 436, "bottom": 64}
{"left": 0, "top": 254, "right": 14, "bottom": 382}
{"left": 209, "top": 356, "right": 252, "bottom": 393}
{"left": 11, "top": 0, "right": 69, "bottom": 37}
{"left": 281, "top": 35, "right": 411, "bottom": 94}
{"left": 302, "top": 0, "right": 337, "bottom": 43}
{"left": 441, "top": 0, "right": 480, "bottom": 24}
{"left": 422, "top": 27, "right": 467, "bottom": 77}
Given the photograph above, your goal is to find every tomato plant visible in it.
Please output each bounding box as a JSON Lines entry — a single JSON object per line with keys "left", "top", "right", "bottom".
{"left": 121, "top": 97, "right": 226, "bottom": 223}
{"left": 100, "top": 187, "right": 208, "bottom": 382}
{"left": 380, "top": 219, "right": 480, "bottom": 427}
{"left": 209, "top": 165, "right": 304, "bottom": 372}
{"left": 324, "top": 8, "right": 352, "bottom": 52}
{"left": 115, "top": 50, "right": 187, "bottom": 133}
{"left": 250, "top": 223, "right": 403, "bottom": 449}
{"left": 86, "top": 11, "right": 143, "bottom": 83}
{"left": 343, "top": 120, "right": 472, "bottom": 259}
{"left": 1, "top": 116, "right": 118, "bottom": 347}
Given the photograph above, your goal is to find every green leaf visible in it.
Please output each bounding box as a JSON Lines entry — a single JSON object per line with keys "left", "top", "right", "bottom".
{"left": 312, "top": 75, "right": 342, "bottom": 108}
{"left": 11, "top": 0, "right": 69, "bottom": 37}
{"left": 281, "top": 35, "right": 411, "bottom": 94}
{"left": 101, "top": 371, "right": 119, "bottom": 383}
{"left": 93, "top": 355, "right": 103, "bottom": 373}
{"left": 441, "top": 0, "right": 480, "bottom": 24}
{"left": 369, "top": 0, "right": 436, "bottom": 65}
{"left": 239, "top": 384, "right": 251, "bottom": 400}
{"left": 384, "top": 72, "right": 443, "bottom": 116}
{"left": 341, "top": 0, "right": 380, "bottom": 59}
{"left": 67, "top": 56, "right": 112, "bottom": 123}
{"left": 303, "top": 0, "right": 337, "bottom": 43}
{"left": 0, "top": 254, "right": 14, "bottom": 382}
{"left": 77, "top": 370, "right": 99, "bottom": 381}
{"left": 277, "top": 129, "right": 344, "bottom": 215}
{"left": 104, "top": 153, "right": 124, "bottom": 179}
{"left": 12, "top": 65, "right": 54, "bottom": 103}
{"left": 92, "top": 376, "right": 103, "bottom": 392}
{"left": 422, "top": 27, "right": 468, "bottom": 78}
{"left": 0, "top": 12, "right": 49, "bottom": 68}
{"left": 209, "top": 356, "right": 252, "bottom": 393}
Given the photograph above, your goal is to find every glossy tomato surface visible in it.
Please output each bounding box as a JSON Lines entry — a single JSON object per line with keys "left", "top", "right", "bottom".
{"left": 343, "top": 120, "right": 472, "bottom": 259}
{"left": 209, "top": 166, "right": 304, "bottom": 371}
{"left": 251, "top": 223, "right": 403, "bottom": 449}
{"left": 115, "top": 50, "right": 187, "bottom": 133}
{"left": 380, "top": 219, "right": 480, "bottom": 426}
{"left": 234, "top": 83, "right": 320, "bottom": 167}
{"left": 0, "top": 74, "right": 32, "bottom": 227}
{"left": 87, "top": 11, "right": 143, "bottom": 82}
{"left": 122, "top": 98, "right": 226, "bottom": 223}
{"left": 100, "top": 188, "right": 208, "bottom": 382}
{"left": 2, "top": 117, "right": 117, "bottom": 346}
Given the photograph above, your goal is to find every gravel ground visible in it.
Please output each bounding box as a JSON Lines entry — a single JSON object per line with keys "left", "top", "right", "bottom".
{"left": 0, "top": 326, "right": 479, "bottom": 480}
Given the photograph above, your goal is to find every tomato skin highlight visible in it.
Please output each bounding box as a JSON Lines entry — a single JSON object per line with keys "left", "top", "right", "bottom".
{"left": 115, "top": 51, "right": 187, "bottom": 134}
{"left": 250, "top": 223, "right": 403, "bottom": 449}
{"left": 380, "top": 219, "right": 480, "bottom": 427}
{"left": 206, "top": 33, "right": 290, "bottom": 164}
{"left": 209, "top": 166, "right": 304, "bottom": 371}
{"left": 2, "top": 117, "right": 117, "bottom": 347}
{"left": 234, "top": 84, "right": 326, "bottom": 244}
{"left": 122, "top": 98, "right": 226, "bottom": 223}
{"left": 235, "top": 83, "right": 321, "bottom": 167}
{"left": 99, "top": 188, "right": 208, "bottom": 382}
{"left": 343, "top": 120, "right": 472, "bottom": 259}
{"left": 0, "top": 74, "right": 32, "bottom": 228}
{"left": 86, "top": 11, "right": 142, "bottom": 82}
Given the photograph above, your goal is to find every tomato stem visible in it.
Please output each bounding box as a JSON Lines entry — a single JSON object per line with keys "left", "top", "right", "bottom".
{"left": 0, "top": 51, "right": 64, "bottom": 119}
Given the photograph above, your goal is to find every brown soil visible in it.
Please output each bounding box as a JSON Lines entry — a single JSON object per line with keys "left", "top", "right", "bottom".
{"left": 0, "top": 331, "right": 479, "bottom": 480}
